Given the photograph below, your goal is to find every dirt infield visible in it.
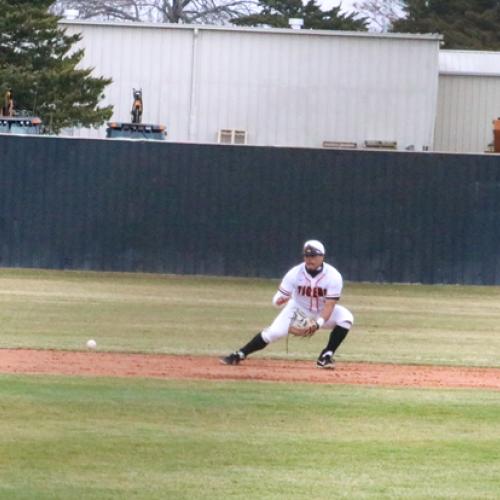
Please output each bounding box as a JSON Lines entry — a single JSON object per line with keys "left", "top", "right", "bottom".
{"left": 1, "top": 349, "right": 499, "bottom": 390}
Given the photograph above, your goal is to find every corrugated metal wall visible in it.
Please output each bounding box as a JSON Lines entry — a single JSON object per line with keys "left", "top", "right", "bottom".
{"left": 434, "top": 74, "right": 500, "bottom": 153}
{"left": 435, "top": 50, "right": 500, "bottom": 153}
{"left": 1, "top": 135, "right": 500, "bottom": 284}
{"left": 67, "top": 23, "right": 195, "bottom": 141}
{"left": 61, "top": 21, "right": 440, "bottom": 151}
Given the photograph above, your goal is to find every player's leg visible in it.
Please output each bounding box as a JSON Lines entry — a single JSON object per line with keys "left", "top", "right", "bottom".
{"left": 316, "top": 304, "right": 354, "bottom": 369}
{"left": 220, "top": 301, "right": 295, "bottom": 365}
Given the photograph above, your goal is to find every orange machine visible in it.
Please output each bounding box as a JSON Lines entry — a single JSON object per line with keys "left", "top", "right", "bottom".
{"left": 1, "top": 89, "right": 14, "bottom": 117}
{"left": 493, "top": 118, "right": 500, "bottom": 153}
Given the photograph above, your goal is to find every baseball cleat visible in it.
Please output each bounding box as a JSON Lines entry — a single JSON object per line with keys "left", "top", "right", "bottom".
{"left": 316, "top": 355, "right": 335, "bottom": 369}
{"left": 220, "top": 351, "right": 245, "bottom": 365}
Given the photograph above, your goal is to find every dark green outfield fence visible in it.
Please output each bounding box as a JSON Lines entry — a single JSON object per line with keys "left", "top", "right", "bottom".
{"left": 1, "top": 134, "right": 500, "bottom": 284}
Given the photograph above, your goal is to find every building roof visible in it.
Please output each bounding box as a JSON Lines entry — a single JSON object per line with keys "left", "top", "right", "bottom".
{"left": 59, "top": 19, "right": 442, "bottom": 42}
{"left": 440, "top": 49, "right": 500, "bottom": 77}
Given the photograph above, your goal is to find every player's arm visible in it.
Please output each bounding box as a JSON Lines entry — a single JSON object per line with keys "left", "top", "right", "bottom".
{"left": 308, "top": 298, "right": 337, "bottom": 334}
{"left": 272, "top": 288, "right": 291, "bottom": 307}
{"left": 272, "top": 268, "right": 296, "bottom": 308}
{"left": 318, "top": 298, "right": 337, "bottom": 325}
{"left": 313, "top": 275, "right": 342, "bottom": 329}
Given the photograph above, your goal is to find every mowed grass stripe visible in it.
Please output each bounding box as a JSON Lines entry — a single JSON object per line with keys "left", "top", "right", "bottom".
{"left": 0, "top": 268, "right": 499, "bottom": 365}
{"left": 0, "top": 375, "right": 499, "bottom": 499}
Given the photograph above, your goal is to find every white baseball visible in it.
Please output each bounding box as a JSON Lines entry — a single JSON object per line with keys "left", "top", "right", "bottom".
{"left": 86, "top": 339, "right": 97, "bottom": 350}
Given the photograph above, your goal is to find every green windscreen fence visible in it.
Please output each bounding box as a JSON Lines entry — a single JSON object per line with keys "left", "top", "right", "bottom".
{"left": 1, "top": 134, "right": 499, "bottom": 284}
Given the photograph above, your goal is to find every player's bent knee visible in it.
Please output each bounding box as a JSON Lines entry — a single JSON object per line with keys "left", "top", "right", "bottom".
{"left": 334, "top": 307, "right": 354, "bottom": 329}
{"left": 337, "top": 319, "right": 353, "bottom": 330}
{"left": 261, "top": 328, "right": 287, "bottom": 344}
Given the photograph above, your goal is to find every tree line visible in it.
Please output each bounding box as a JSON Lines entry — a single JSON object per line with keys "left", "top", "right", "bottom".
{"left": 51, "top": 0, "right": 500, "bottom": 50}
{"left": 1, "top": 0, "right": 498, "bottom": 133}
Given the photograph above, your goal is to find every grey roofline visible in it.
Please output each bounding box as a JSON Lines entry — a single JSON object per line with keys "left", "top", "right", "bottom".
{"left": 59, "top": 19, "right": 443, "bottom": 42}
{"left": 440, "top": 71, "right": 500, "bottom": 77}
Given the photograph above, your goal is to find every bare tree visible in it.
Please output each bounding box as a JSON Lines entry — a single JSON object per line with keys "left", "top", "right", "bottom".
{"left": 352, "top": 0, "right": 404, "bottom": 32}
{"left": 52, "top": 0, "right": 257, "bottom": 24}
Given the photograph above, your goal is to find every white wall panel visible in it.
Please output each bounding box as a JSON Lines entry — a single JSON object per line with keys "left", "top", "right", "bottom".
{"left": 63, "top": 23, "right": 193, "bottom": 141}
{"left": 435, "top": 50, "right": 500, "bottom": 153}
{"left": 192, "top": 29, "right": 439, "bottom": 149}
{"left": 434, "top": 75, "right": 500, "bottom": 153}
{"left": 60, "top": 21, "right": 440, "bottom": 150}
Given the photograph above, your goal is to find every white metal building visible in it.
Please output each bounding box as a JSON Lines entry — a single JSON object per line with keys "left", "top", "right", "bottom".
{"left": 61, "top": 20, "right": 441, "bottom": 151}
{"left": 435, "top": 50, "right": 500, "bottom": 153}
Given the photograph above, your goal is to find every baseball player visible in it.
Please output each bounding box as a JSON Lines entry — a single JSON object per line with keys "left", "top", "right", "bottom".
{"left": 221, "top": 239, "right": 354, "bottom": 369}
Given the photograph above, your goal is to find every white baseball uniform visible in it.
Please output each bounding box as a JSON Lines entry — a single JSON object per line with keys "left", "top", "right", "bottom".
{"left": 261, "top": 262, "right": 354, "bottom": 344}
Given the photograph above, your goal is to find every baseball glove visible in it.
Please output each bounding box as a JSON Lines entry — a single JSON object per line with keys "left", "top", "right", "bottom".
{"left": 288, "top": 308, "right": 319, "bottom": 337}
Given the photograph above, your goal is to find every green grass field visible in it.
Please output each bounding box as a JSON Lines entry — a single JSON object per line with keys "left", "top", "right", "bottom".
{"left": 0, "top": 268, "right": 499, "bottom": 499}
{"left": 1, "top": 267, "right": 500, "bottom": 366}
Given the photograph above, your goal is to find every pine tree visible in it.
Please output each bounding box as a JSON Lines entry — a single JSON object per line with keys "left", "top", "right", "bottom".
{"left": 0, "top": 0, "right": 112, "bottom": 133}
{"left": 231, "top": 0, "right": 368, "bottom": 31}
{"left": 392, "top": 0, "right": 500, "bottom": 50}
